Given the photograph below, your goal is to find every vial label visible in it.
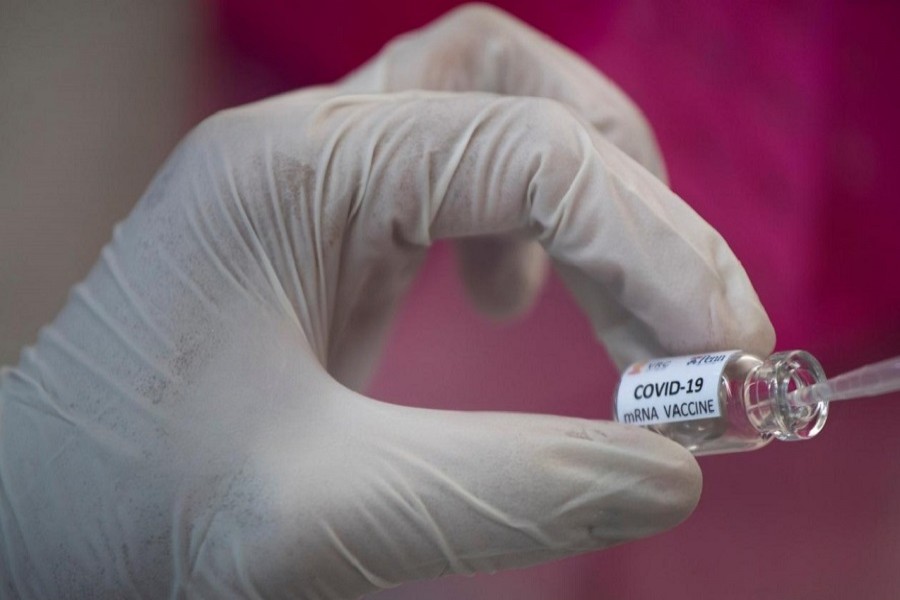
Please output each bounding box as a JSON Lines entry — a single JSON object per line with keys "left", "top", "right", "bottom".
{"left": 615, "top": 350, "right": 740, "bottom": 426}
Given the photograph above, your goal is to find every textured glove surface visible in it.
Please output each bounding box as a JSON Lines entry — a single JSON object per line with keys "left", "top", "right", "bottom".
{"left": 0, "top": 5, "right": 773, "bottom": 598}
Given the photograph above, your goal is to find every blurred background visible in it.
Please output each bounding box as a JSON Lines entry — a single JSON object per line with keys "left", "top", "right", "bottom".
{"left": 2, "top": 0, "right": 900, "bottom": 597}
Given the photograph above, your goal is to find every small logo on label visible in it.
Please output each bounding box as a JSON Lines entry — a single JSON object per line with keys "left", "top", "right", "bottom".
{"left": 628, "top": 362, "right": 646, "bottom": 375}
{"left": 686, "top": 353, "right": 727, "bottom": 366}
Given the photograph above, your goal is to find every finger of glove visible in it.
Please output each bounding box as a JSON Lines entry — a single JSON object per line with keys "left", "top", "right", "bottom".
{"left": 246, "top": 398, "right": 701, "bottom": 597}
{"left": 549, "top": 121, "right": 776, "bottom": 366}
{"left": 338, "top": 4, "right": 667, "bottom": 318}
{"left": 339, "top": 4, "right": 667, "bottom": 181}
{"left": 303, "top": 92, "right": 773, "bottom": 371}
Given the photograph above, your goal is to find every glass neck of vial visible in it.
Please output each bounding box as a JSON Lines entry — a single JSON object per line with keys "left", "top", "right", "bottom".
{"left": 742, "top": 350, "right": 828, "bottom": 441}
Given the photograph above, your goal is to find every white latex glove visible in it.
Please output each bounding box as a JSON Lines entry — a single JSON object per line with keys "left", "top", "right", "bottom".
{"left": 0, "top": 5, "right": 774, "bottom": 598}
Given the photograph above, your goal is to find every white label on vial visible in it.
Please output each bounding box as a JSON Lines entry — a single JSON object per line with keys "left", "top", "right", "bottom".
{"left": 615, "top": 350, "right": 740, "bottom": 426}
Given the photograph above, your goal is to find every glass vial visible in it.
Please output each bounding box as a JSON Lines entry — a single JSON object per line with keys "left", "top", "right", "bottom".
{"left": 613, "top": 350, "right": 829, "bottom": 455}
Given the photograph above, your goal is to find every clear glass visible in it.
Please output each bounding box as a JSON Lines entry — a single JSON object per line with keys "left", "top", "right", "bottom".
{"left": 613, "top": 350, "right": 829, "bottom": 456}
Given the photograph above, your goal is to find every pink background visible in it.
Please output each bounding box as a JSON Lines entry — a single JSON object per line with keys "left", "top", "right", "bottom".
{"left": 211, "top": 1, "right": 900, "bottom": 597}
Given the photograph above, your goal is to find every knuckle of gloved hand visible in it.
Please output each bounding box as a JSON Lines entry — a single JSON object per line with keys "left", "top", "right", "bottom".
{"left": 510, "top": 96, "right": 587, "bottom": 160}
{"left": 175, "top": 110, "right": 246, "bottom": 169}
{"left": 187, "top": 106, "right": 274, "bottom": 157}
{"left": 446, "top": 3, "right": 522, "bottom": 51}
{"left": 445, "top": 5, "right": 519, "bottom": 75}
{"left": 189, "top": 109, "right": 241, "bottom": 144}
{"left": 442, "top": 3, "right": 520, "bottom": 36}
{"left": 506, "top": 96, "right": 592, "bottom": 222}
{"left": 605, "top": 106, "right": 655, "bottom": 154}
{"left": 389, "top": 4, "right": 519, "bottom": 90}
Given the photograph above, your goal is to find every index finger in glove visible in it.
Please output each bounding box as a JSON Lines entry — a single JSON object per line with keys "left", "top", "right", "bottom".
{"left": 339, "top": 4, "right": 666, "bottom": 179}
{"left": 276, "top": 91, "right": 774, "bottom": 369}
{"left": 338, "top": 4, "right": 669, "bottom": 320}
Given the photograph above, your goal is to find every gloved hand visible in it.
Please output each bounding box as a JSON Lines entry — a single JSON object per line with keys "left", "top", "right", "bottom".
{"left": 0, "top": 5, "right": 774, "bottom": 598}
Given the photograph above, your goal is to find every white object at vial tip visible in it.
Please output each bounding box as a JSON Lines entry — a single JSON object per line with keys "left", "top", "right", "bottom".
{"left": 787, "top": 355, "right": 900, "bottom": 408}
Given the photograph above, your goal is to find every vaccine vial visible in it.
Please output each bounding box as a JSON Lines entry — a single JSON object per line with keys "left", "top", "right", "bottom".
{"left": 613, "top": 350, "right": 829, "bottom": 455}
